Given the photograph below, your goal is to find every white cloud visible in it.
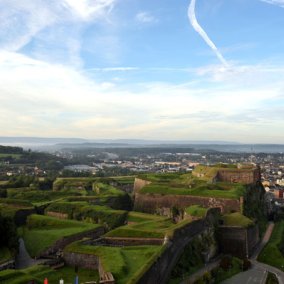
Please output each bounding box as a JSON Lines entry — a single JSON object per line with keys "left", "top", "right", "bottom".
{"left": 260, "top": 0, "right": 284, "bottom": 8}
{"left": 188, "top": 0, "right": 229, "bottom": 67}
{"left": 0, "top": 50, "right": 284, "bottom": 142}
{"left": 0, "top": 0, "right": 116, "bottom": 52}
{"left": 136, "top": 12, "right": 157, "bottom": 23}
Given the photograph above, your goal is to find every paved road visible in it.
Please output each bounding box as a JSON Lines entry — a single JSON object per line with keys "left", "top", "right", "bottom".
{"left": 222, "top": 265, "right": 267, "bottom": 284}
{"left": 223, "top": 221, "right": 284, "bottom": 284}
{"left": 251, "top": 222, "right": 275, "bottom": 260}
{"left": 15, "top": 238, "right": 42, "bottom": 269}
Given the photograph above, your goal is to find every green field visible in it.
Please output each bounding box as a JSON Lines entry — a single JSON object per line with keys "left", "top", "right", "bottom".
{"left": 0, "top": 265, "right": 99, "bottom": 284}
{"left": 65, "top": 242, "right": 163, "bottom": 284}
{"left": 0, "top": 153, "right": 22, "bottom": 159}
{"left": 258, "top": 221, "right": 284, "bottom": 271}
{"left": 20, "top": 214, "right": 101, "bottom": 257}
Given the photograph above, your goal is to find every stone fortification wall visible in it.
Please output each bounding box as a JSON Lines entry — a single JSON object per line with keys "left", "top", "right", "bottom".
{"left": 64, "top": 251, "right": 99, "bottom": 269}
{"left": 90, "top": 237, "right": 163, "bottom": 246}
{"left": 217, "top": 168, "right": 260, "bottom": 184}
{"left": 46, "top": 211, "right": 68, "bottom": 219}
{"left": 133, "top": 178, "right": 152, "bottom": 193}
{"left": 63, "top": 249, "right": 114, "bottom": 283}
{"left": 40, "top": 227, "right": 105, "bottom": 257}
{"left": 218, "top": 224, "right": 259, "bottom": 258}
{"left": 134, "top": 193, "right": 240, "bottom": 214}
{"left": 136, "top": 209, "right": 220, "bottom": 284}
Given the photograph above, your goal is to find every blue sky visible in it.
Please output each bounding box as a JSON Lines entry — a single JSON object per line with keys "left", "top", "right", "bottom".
{"left": 1, "top": 0, "right": 284, "bottom": 143}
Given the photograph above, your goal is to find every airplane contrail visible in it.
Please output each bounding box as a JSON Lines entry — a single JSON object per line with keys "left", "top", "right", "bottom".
{"left": 188, "top": 0, "right": 229, "bottom": 67}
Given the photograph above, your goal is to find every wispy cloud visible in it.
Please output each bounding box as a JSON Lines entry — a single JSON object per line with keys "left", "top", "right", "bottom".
{"left": 188, "top": 0, "right": 229, "bottom": 67}
{"left": 136, "top": 12, "right": 157, "bottom": 23}
{"left": 260, "top": 0, "right": 284, "bottom": 8}
{"left": 0, "top": 0, "right": 116, "bottom": 52}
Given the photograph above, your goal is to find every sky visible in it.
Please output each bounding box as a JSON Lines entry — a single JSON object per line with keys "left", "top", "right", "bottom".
{"left": 1, "top": 0, "right": 284, "bottom": 143}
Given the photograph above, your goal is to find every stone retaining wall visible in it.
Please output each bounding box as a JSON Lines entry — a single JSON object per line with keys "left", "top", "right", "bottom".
{"left": 134, "top": 193, "right": 240, "bottom": 215}
{"left": 218, "top": 224, "right": 259, "bottom": 258}
{"left": 136, "top": 209, "right": 220, "bottom": 284}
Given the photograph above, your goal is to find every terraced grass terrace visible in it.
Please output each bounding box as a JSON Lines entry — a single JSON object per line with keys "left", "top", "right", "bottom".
{"left": 0, "top": 198, "right": 34, "bottom": 218}
{"left": 65, "top": 241, "right": 164, "bottom": 284}
{"left": 53, "top": 176, "right": 134, "bottom": 192}
{"left": 46, "top": 201, "right": 127, "bottom": 229}
{"left": 0, "top": 265, "right": 99, "bottom": 284}
{"left": 106, "top": 214, "right": 192, "bottom": 239}
{"left": 139, "top": 174, "right": 245, "bottom": 199}
{"left": 19, "top": 214, "right": 101, "bottom": 257}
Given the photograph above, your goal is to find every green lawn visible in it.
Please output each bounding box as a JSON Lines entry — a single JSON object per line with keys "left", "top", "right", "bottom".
{"left": 0, "top": 265, "right": 99, "bottom": 284}
{"left": 222, "top": 212, "right": 254, "bottom": 228}
{"left": 20, "top": 214, "right": 101, "bottom": 257}
{"left": 185, "top": 205, "right": 208, "bottom": 218}
{"left": 65, "top": 242, "right": 163, "bottom": 284}
{"left": 258, "top": 221, "right": 284, "bottom": 271}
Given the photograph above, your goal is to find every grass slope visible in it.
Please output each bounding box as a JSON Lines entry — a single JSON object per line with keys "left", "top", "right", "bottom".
{"left": 222, "top": 212, "right": 254, "bottom": 228}
{"left": 20, "top": 214, "right": 100, "bottom": 257}
{"left": 65, "top": 242, "right": 163, "bottom": 284}
{"left": 258, "top": 221, "right": 284, "bottom": 271}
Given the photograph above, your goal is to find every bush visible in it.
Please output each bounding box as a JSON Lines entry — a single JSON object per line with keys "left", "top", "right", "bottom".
{"left": 220, "top": 255, "right": 232, "bottom": 271}
{"left": 242, "top": 258, "right": 251, "bottom": 271}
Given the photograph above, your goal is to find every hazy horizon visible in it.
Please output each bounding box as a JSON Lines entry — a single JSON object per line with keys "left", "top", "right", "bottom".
{"left": 1, "top": 1, "right": 284, "bottom": 142}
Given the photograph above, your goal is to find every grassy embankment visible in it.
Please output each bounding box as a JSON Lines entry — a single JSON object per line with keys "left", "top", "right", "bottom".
{"left": 65, "top": 241, "right": 163, "bottom": 284}
{"left": 139, "top": 172, "right": 245, "bottom": 199}
{"left": 19, "top": 214, "right": 101, "bottom": 257}
{"left": 222, "top": 212, "right": 254, "bottom": 228}
{"left": 258, "top": 221, "right": 284, "bottom": 271}
{"left": 45, "top": 201, "right": 127, "bottom": 229}
{"left": 0, "top": 265, "right": 99, "bottom": 284}
{"left": 185, "top": 205, "right": 208, "bottom": 218}
{"left": 106, "top": 211, "right": 193, "bottom": 239}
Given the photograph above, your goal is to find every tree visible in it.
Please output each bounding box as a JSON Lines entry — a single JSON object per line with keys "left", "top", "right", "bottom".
{"left": 0, "top": 213, "right": 18, "bottom": 253}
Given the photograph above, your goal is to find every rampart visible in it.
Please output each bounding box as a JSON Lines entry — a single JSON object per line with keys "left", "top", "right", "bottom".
{"left": 218, "top": 224, "right": 259, "bottom": 258}
{"left": 216, "top": 168, "right": 260, "bottom": 184}
{"left": 64, "top": 251, "right": 99, "bottom": 269}
{"left": 134, "top": 193, "right": 241, "bottom": 214}
{"left": 40, "top": 227, "right": 105, "bottom": 257}
{"left": 88, "top": 237, "right": 164, "bottom": 246}
{"left": 46, "top": 211, "right": 68, "bottom": 219}
{"left": 136, "top": 208, "right": 220, "bottom": 284}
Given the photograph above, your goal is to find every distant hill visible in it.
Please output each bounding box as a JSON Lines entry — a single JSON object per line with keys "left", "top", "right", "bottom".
{"left": 1, "top": 137, "right": 284, "bottom": 153}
